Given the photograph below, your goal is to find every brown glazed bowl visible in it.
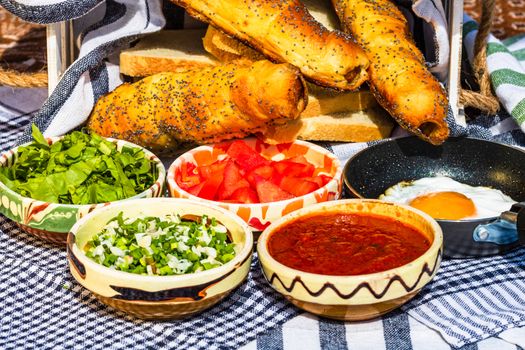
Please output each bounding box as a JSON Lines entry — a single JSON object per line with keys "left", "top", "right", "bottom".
{"left": 257, "top": 199, "right": 443, "bottom": 321}
{"left": 67, "top": 198, "right": 253, "bottom": 319}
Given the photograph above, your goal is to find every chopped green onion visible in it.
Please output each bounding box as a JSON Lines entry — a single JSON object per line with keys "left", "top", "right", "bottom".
{"left": 84, "top": 213, "right": 237, "bottom": 276}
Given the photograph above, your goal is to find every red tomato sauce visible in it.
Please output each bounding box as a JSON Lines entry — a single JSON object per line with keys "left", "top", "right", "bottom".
{"left": 267, "top": 213, "right": 431, "bottom": 275}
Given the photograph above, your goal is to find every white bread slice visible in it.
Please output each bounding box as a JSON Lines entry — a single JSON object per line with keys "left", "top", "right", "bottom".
{"left": 263, "top": 109, "right": 393, "bottom": 144}
{"left": 303, "top": 84, "right": 377, "bottom": 117}
{"left": 120, "top": 29, "right": 216, "bottom": 77}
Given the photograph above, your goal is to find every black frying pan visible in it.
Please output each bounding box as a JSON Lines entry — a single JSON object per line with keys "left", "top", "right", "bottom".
{"left": 343, "top": 136, "right": 525, "bottom": 258}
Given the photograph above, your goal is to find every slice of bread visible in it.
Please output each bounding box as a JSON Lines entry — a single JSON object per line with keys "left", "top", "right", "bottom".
{"left": 263, "top": 109, "right": 393, "bottom": 144}
{"left": 120, "top": 29, "right": 216, "bottom": 77}
{"left": 303, "top": 84, "right": 377, "bottom": 117}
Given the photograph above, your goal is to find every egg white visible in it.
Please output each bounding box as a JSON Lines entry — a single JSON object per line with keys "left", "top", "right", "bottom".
{"left": 379, "top": 176, "right": 516, "bottom": 219}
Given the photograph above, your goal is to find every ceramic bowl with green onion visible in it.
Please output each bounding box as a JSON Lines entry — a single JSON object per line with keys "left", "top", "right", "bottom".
{"left": 67, "top": 197, "right": 253, "bottom": 319}
{"left": 0, "top": 129, "right": 165, "bottom": 244}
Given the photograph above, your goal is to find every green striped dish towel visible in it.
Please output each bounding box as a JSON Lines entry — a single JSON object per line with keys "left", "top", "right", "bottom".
{"left": 463, "top": 15, "right": 525, "bottom": 133}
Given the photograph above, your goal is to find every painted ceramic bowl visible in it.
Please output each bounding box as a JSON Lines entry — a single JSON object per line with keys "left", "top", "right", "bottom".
{"left": 0, "top": 137, "right": 165, "bottom": 244}
{"left": 167, "top": 138, "right": 342, "bottom": 232}
{"left": 67, "top": 197, "right": 253, "bottom": 319}
{"left": 257, "top": 199, "right": 443, "bottom": 321}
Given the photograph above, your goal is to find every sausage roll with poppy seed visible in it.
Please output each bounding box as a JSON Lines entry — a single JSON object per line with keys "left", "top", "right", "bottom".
{"left": 87, "top": 60, "right": 307, "bottom": 153}
{"left": 169, "top": 0, "right": 369, "bottom": 91}
{"left": 332, "top": 0, "right": 449, "bottom": 144}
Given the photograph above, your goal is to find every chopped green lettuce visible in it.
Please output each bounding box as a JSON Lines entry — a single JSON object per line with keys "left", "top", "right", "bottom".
{"left": 0, "top": 125, "right": 158, "bottom": 204}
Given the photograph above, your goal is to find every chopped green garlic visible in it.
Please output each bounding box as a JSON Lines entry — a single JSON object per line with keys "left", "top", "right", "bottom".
{"left": 84, "top": 212, "right": 236, "bottom": 276}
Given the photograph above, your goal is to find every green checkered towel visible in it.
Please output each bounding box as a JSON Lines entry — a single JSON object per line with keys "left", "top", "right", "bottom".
{"left": 463, "top": 15, "right": 525, "bottom": 133}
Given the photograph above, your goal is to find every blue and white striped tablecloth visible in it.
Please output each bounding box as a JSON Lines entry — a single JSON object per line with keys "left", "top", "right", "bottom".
{"left": 2, "top": 87, "right": 525, "bottom": 350}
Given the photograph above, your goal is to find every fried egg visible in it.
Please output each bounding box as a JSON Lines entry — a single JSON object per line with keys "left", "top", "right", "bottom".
{"left": 379, "top": 176, "right": 516, "bottom": 220}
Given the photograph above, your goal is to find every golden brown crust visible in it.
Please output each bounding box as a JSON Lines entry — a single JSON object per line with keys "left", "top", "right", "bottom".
{"left": 87, "top": 60, "right": 307, "bottom": 153}
{"left": 170, "top": 0, "right": 369, "bottom": 91}
{"left": 203, "top": 26, "right": 380, "bottom": 117}
{"left": 332, "top": 0, "right": 449, "bottom": 144}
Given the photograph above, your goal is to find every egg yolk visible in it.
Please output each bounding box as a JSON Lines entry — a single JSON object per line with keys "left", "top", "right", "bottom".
{"left": 408, "top": 191, "right": 477, "bottom": 220}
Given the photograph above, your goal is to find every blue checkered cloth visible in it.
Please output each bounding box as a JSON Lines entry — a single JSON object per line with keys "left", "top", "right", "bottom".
{"left": 0, "top": 205, "right": 300, "bottom": 350}
{"left": 2, "top": 102, "right": 525, "bottom": 350}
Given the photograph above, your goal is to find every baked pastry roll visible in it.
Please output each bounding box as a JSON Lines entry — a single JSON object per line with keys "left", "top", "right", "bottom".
{"left": 332, "top": 0, "right": 449, "bottom": 144}
{"left": 87, "top": 60, "right": 307, "bottom": 153}
{"left": 169, "top": 0, "right": 369, "bottom": 90}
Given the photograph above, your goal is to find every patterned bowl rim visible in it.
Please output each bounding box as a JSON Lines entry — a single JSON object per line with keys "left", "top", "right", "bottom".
{"left": 0, "top": 136, "right": 166, "bottom": 210}
{"left": 257, "top": 199, "right": 443, "bottom": 283}
{"left": 68, "top": 197, "right": 254, "bottom": 283}
{"left": 166, "top": 138, "right": 342, "bottom": 208}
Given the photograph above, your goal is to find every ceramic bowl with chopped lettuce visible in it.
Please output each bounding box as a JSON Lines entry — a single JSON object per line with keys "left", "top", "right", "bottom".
{"left": 67, "top": 197, "right": 253, "bottom": 319}
{"left": 0, "top": 126, "right": 165, "bottom": 244}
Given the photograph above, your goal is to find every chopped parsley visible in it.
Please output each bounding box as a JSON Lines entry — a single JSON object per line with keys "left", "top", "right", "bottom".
{"left": 0, "top": 125, "right": 157, "bottom": 204}
{"left": 84, "top": 213, "right": 237, "bottom": 276}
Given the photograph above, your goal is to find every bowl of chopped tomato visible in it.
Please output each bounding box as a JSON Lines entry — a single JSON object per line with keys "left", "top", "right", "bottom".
{"left": 67, "top": 197, "right": 253, "bottom": 319}
{"left": 166, "top": 138, "right": 342, "bottom": 231}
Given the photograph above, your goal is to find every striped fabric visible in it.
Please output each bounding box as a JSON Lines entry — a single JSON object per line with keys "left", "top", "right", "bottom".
{"left": 241, "top": 311, "right": 525, "bottom": 350}
{"left": 463, "top": 15, "right": 525, "bottom": 134}
{"left": 2, "top": 104, "right": 525, "bottom": 350}
{"left": 0, "top": 0, "right": 166, "bottom": 145}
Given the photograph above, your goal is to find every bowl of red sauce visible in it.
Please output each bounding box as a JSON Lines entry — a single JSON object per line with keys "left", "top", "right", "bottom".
{"left": 257, "top": 199, "right": 443, "bottom": 321}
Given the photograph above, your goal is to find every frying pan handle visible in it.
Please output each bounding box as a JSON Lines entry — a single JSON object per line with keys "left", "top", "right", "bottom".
{"left": 510, "top": 202, "right": 525, "bottom": 245}
{"left": 472, "top": 202, "right": 525, "bottom": 246}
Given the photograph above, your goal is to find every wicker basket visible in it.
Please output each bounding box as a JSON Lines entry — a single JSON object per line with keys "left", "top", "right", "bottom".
{"left": 465, "top": 0, "right": 525, "bottom": 39}
{"left": 0, "top": 7, "right": 47, "bottom": 87}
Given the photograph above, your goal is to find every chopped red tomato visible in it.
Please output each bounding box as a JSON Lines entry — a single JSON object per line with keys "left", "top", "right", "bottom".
{"left": 303, "top": 175, "right": 332, "bottom": 187}
{"left": 246, "top": 164, "right": 274, "bottom": 186}
{"left": 199, "top": 159, "right": 227, "bottom": 178}
{"left": 319, "top": 174, "right": 333, "bottom": 186}
{"left": 272, "top": 160, "right": 315, "bottom": 177}
{"left": 230, "top": 187, "right": 259, "bottom": 204}
{"left": 254, "top": 176, "right": 294, "bottom": 202}
{"left": 198, "top": 175, "right": 224, "bottom": 200}
{"left": 177, "top": 161, "right": 202, "bottom": 190}
{"left": 175, "top": 140, "right": 334, "bottom": 204}
{"left": 227, "top": 140, "right": 269, "bottom": 171}
{"left": 279, "top": 176, "right": 320, "bottom": 196}
{"left": 217, "top": 160, "right": 250, "bottom": 199}
{"left": 187, "top": 182, "right": 205, "bottom": 196}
